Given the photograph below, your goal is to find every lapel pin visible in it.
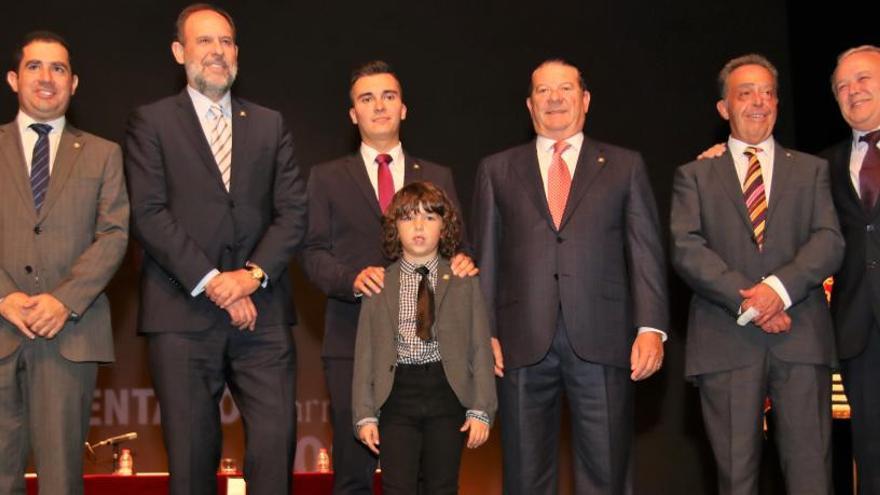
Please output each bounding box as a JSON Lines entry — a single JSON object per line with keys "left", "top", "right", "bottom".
{"left": 785, "top": 151, "right": 792, "bottom": 158}
{"left": 73, "top": 142, "right": 81, "bottom": 149}
{"left": 413, "top": 163, "right": 421, "bottom": 170}
{"left": 442, "top": 274, "right": 450, "bottom": 280}
{"left": 597, "top": 156, "right": 606, "bottom": 165}
{"left": 239, "top": 110, "right": 247, "bottom": 117}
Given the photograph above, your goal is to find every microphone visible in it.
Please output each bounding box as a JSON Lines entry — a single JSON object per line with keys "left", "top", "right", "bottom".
{"left": 85, "top": 432, "right": 138, "bottom": 460}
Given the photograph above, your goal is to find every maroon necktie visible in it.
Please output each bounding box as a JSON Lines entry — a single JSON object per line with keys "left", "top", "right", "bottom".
{"left": 859, "top": 130, "right": 880, "bottom": 212}
{"left": 376, "top": 153, "right": 394, "bottom": 213}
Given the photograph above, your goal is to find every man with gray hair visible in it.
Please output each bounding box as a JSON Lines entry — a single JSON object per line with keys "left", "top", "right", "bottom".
{"left": 671, "top": 53, "right": 842, "bottom": 494}
{"left": 827, "top": 44, "right": 880, "bottom": 494}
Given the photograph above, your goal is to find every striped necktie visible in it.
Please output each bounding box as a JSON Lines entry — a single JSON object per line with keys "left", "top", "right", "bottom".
{"left": 208, "top": 104, "right": 232, "bottom": 191}
{"left": 743, "top": 146, "right": 768, "bottom": 250}
{"left": 30, "top": 123, "right": 53, "bottom": 212}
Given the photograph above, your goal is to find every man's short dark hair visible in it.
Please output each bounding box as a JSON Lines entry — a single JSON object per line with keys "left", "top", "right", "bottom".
{"left": 529, "top": 59, "right": 587, "bottom": 95}
{"left": 175, "top": 3, "right": 236, "bottom": 43}
{"left": 349, "top": 60, "right": 402, "bottom": 101}
{"left": 12, "top": 30, "right": 72, "bottom": 72}
{"left": 717, "top": 54, "right": 778, "bottom": 99}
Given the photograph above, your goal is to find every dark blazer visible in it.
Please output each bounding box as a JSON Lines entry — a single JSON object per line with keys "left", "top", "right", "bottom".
{"left": 351, "top": 258, "right": 497, "bottom": 427}
{"left": 0, "top": 121, "right": 129, "bottom": 361}
{"left": 301, "top": 153, "right": 463, "bottom": 358}
{"left": 471, "top": 137, "right": 669, "bottom": 370}
{"left": 671, "top": 145, "right": 844, "bottom": 377}
{"left": 826, "top": 139, "right": 880, "bottom": 360}
{"left": 124, "top": 90, "right": 306, "bottom": 332}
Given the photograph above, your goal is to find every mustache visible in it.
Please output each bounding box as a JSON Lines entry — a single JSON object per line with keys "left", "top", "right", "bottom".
{"left": 202, "top": 55, "right": 229, "bottom": 68}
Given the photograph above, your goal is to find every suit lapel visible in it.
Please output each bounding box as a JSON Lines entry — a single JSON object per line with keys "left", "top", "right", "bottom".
{"left": 175, "top": 90, "right": 226, "bottom": 191}
{"left": 511, "top": 141, "right": 555, "bottom": 230}
{"left": 381, "top": 262, "right": 402, "bottom": 334}
{"left": 403, "top": 152, "right": 425, "bottom": 185}
{"left": 345, "top": 154, "right": 383, "bottom": 218}
{"left": 0, "top": 122, "right": 36, "bottom": 217}
{"left": 229, "top": 98, "right": 249, "bottom": 195}
{"left": 765, "top": 144, "right": 793, "bottom": 227}
{"left": 712, "top": 151, "right": 754, "bottom": 232}
{"left": 433, "top": 259, "right": 452, "bottom": 318}
{"left": 39, "top": 124, "right": 83, "bottom": 220}
{"left": 559, "top": 137, "right": 605, "bottom": 230}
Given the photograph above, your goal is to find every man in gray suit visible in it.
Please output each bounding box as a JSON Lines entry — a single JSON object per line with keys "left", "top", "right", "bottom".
{"left": 472, "top": 59, "right": 668, "bottom": 495}
{"left": 671, "top": 54, "right": 843, "bottom": 495}
{"left": 0, "top": 31, "right": 129, "bottom": 495}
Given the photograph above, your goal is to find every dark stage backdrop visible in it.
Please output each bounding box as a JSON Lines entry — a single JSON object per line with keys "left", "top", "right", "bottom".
{"left": 0, "top": 0, "right": 876, "bottom": 492}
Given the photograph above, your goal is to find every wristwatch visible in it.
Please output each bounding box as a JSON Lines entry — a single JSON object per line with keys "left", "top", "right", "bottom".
{"left": 244, "top": 263, "right": 266, "bottom": 285}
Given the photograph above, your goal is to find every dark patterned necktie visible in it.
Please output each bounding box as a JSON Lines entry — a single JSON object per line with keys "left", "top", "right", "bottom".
{"left": 415, "top": 266, "right": 434, "bottom": 341}
{"left": 858, "top": 130, "right": 880, "bottom": 212}
{"left": 30, "top": 123, "right": 53, "bottom": 212}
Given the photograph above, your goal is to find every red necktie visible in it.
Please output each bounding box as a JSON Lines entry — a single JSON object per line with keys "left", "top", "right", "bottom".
{"left": 743, "top": 146, "right": 768, "bottom": 251}
{"left": 548, "top": 141, "right": 572, "bottom": 229}
{"left": 859, "top": 130, "right": 880, "bottom": 212}
{"left": 376, "top": 153, "right": 394, "bottom": 213}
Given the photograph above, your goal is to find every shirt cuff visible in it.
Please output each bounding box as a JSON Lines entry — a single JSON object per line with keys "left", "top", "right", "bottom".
{"left": 466, "top": 410, "right": 491, "bottom": 425}
{"left": 355, "top": 417, "right": 378, "bottom": 429}
{"left": 191, "top": 269, "right": 220, "bottom": 297}
{"left": 762, "top": 276, "right": 792, "bottom": 310}
{"left": 637, "top": 327, "right": 667, "bottom": 342}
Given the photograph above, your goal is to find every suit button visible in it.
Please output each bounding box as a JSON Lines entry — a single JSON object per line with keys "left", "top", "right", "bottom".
{"left": 33, "top": 226, "right": 42, "bottom": 235}
{"left": 869, "top": 261, "right": 878, "bottom": 269}
{"left": 225, "top": 245, "right": 233, "bottom": 252}
{"left": 868, "top": 224, "right": 875, "bottom": 233}
{"left": 556, "top": 237, "right": 563, "bottom": 244}
{"left": 553, "top": 273, "right": 559, "bottom": 280}
{"left": 229, "top": 200, "right": 236, "bottom": 209}
{"left": 25, "top": 265, "right": 33, "bottom": 274}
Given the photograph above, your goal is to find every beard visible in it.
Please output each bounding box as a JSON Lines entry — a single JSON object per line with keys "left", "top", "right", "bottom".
{"left": 186, "top": 55, "right": 238, "bottom": 99}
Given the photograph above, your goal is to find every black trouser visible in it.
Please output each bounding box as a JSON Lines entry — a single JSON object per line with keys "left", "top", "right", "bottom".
{"left": 379, "top": 361, "right": 465, "bottom": 495}
{"left": 841, "top": 324, "right": 880, "bottom": 495}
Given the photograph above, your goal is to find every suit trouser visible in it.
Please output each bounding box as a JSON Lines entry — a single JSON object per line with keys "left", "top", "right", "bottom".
{"left": 148, "top": 323, "right": 297, "bottom": 495}
{"left": 323, "top": 357, "right": 378, "bottom": 495}
{"left": 0, "top": 337, "right": 97, "bottom": 495}
{"left": 498, "top": 316, "right": 633, "bottom": 495}
{"left": 378, "top": 361, "right": 466, "bottom": 495}
{"left": 841, "top": 324, "right": 880, "bottom": 495}
{"left": 697, "top": 352, "right": 832, "bottom": 495}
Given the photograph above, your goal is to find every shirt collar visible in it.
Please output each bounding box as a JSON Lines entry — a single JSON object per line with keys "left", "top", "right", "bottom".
{"left": 536, "top": 132, "right": 584, "bottom": 154}
{"left": 400, "top": 255, "right": 439, "bottom": 275}
{"left": 360, "top": 141, "right": 404, "bottom": 167}
{"left": 852, "top": 126, "right": 880, "bottom": 146}
{"left": 187, "top": 85, "right": 232, "bottom": 119}
{"left": 727, "top": 135, "right": 775, "bottom": 158}
{"left": 16, "top": 110, "right": 65, "bottom": 136}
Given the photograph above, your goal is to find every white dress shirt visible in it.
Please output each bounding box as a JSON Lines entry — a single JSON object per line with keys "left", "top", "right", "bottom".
{"left": 360, "top": 141, "right": 405, "bottom": 196}
{"left": 847, "top": 126, "right": 880, "bottom": 194}
{"left": 726, "top": 136, "right": 792, "bottom": 310}
{"left": 16, "top": 110, "right": 65, "bottom": 175}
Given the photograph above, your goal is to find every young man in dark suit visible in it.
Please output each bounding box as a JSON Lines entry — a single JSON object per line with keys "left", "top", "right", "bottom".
{"left": 300, "top": 60, "right": 476, "bottom": 495}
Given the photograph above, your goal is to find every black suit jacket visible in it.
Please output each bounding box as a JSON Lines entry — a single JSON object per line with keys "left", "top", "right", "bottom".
{"left": 300, "top": 152, "right": 463, "bottom": 358}
{"left": 827, "top": 139, "right": 880, "bottom": 360}
{"left": 124, "top": 90, "right": 306, "bottom": 332}
{"left": 472, "top": 137, "right": 669, "bottom": 370}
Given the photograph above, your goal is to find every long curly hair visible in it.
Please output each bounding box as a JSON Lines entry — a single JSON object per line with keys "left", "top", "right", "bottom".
{"left": 382, "top": 181, "right": 461, "bottom": 260}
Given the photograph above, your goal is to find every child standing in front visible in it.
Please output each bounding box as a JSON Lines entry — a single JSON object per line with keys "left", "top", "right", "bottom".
{"left": 352, "top": 181, "right": 497, "bottom": 495}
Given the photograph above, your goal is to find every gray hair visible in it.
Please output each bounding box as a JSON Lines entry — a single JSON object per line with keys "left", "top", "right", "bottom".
{"left": 718, "top": 54, "right": 778, "bottom": 98}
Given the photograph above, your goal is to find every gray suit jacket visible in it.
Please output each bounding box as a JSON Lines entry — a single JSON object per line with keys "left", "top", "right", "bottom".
{"left": 671, "top": 143, "right": 843, "bottom": 377}
{"left": 0, "top": 121, "right": 129, "bottom": 362}
{"left": 472, "top": 137, "right": 669, "bottom": 370}
{"left": 352, "top": 258, "right": 497, "bottom": 428}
